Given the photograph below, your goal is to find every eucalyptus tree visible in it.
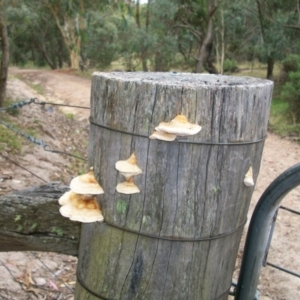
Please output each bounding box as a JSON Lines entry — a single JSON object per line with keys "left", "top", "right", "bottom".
{"left": 134, "top": 0, "right": 149, "bottom": 71}
{"left": 220, "top": 0, "right": 261, "bottom": 65}
{"left": 114, "top": 0, "right": 178, "bottom": 72}
{"left": 7, "top": 2, "right": 67, "bottom": 69}
{"left": 41, "top": 0, "right": 86, "bottom": 70}
{"left": 173, "top": 0, "right": 220, "bottom": 73}
{"left": 148, "top": 0, "right": 179, "bottom": 71}
{"left": 82, "top": 8, "right": 120, "bottom": 69}
{"left": 255, "top": 0, "right": 299, "bottom": 79}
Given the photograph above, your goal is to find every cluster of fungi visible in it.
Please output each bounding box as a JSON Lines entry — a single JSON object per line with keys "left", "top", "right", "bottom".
{"left": 58, "top": 169, "right": 104, "bottom": 223}
{"left": 115, "top": 153, "right": 142, "bottom": 194}
{"left": 58, "top": 114, "right": 255, "bottom": 223}
{"left": 58, "top": 153, "right": 143, "bottom": 223}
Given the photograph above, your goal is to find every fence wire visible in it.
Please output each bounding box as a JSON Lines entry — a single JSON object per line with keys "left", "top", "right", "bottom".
{"left": 0, "top": 97, "right": 90, "bottom": 112}
{"left": 0, "top": 98, "right": 87, "bottom": 161}
{"left": 0, "top": 97, "right": 87, "bottom": 298}
{"left": 2, "top": 97, "right": 300, "bottom": 299}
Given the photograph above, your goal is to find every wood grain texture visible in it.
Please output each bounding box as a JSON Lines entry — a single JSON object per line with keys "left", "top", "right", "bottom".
{"left": 76, "top": 72, "right": 273, "bottom": 300}
{"left": 0, "top": 183, "right": 80, "bottom": 256}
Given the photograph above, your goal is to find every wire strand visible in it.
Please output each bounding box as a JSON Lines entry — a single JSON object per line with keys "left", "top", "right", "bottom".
{"left": 0, "top": 98, "right": 90, "bottom": 111}
{"left": 0, "top": 120, "right": 86, "bottom": 161}
{"left": 89, "top": 117, "right": 267, "bottom": 146}
{"left": 103, "top": 218, "right": 247, "bottom": 242}
{"left": 0, "top": 258, "right": 35, "bottom": 300}
{"left": 0, "top": 153, "right": 47, "bottom": 183}
{"left": 0, "top": 98, "right": 36, "bottom": 112}
{"left": 33, "top": 99, "right": 90, "bottom": 109}
{"left": 30, "top": 252, "right": 75, "bottom": 294}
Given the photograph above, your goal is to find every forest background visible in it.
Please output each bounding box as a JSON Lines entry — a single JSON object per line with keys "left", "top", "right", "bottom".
{"left": 0, "top": 1, "right": 300, "bottom": 298}
{"left": 1, "top": 0, "right": 300, "bottom": 139}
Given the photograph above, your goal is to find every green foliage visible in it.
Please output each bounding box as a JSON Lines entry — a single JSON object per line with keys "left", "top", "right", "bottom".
{"left": 65, "top": 113, "right": 75, "bottom": 120}
{"left": 280, "top": 66, "right": 300, "bottom": 122}
{"left": 6, "top": 2, "right": 68, "bottom": 69}
{"left": 26, "top": 81, "right": 45, "bottom": 95}
{"left": 223, "top": 59, "right": 238, "bottom": 73}
{"left": 282, "top": 54, "right": 300, "bottom": 73}
{"left": 0, "top": 123, "right": 23, "bottom": 153}
{"left": 1, "top": 0, "right": 299, "bottom": 77}
{"left": 5, "top": 103, "right": 20, "bottom": 117}
{"left": 0, "top": 98, "right": 41, "bottom": 153}
{"left": 269, "top": 102, "right": 300, "bottom": 138}
{"left": 82, "top": 10, "right": 119, "bottom": 69}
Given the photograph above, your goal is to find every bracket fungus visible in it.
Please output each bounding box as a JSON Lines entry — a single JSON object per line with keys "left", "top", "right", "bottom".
{"left": 149, "top": 130, "right": 177, "bottom": 141}
{"left": 58, "top": 168, "right": 105, "bottom": 223}
{"left": 58, "top": 191, "right": 104, "bottom": 223}
{"left": 70, "top": 169, "right": 104, "bottom": 195}
{"left": 116, "top": 178, "right": 140, "bottom": 194}
{"left": 244, "top": 167, "right": 255, "bottom": 187}
{"left": 115, "top": 152, "right": 142, "bottom": 194}
{"left": 150, "top": 114, "right": 202, "bottom": 141}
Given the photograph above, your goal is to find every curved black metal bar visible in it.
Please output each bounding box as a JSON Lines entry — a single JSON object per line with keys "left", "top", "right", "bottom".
{"left": 235, "top": 162, "right": 300, "bottom": 300}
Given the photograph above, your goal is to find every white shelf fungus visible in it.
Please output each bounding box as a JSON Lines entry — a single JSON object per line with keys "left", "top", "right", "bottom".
{"left": 115, "top": 152, "right": 142, "bottom": 194}
{"left": 59, "top": 168, "right": 105, "bottom": 223}
{"left": 116, "top": 178, "right": 140, "bottom": 194}
{"left": 149, "top": 130, "right": 177, "bottom": 141}
{"left": 70, "top": 169, "right": 104, "bottom": 195}
{"left": 58, "top": 191, "right": 104, "bottom": 223}
{"left": 244, "top": 167, "right": 255, "bottom": 187}
{"left": 150, "top": 114, "right": 202, "bottom": 141}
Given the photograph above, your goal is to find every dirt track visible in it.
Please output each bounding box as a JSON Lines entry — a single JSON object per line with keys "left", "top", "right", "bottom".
{"left": 1, "top": 68, "right": 300, "bottom": 299}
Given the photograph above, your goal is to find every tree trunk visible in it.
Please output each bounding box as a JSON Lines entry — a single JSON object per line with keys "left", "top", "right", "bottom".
{"left": 205, "top": 40, "right": 218, "bottom": 74}
{"left": 33, "top": 32, "right": 57, "bottom": 70}
{"left": 47, "top": 3, "right": 84, "bottom": 71}
{"left": 135, "top": 0, "right": 148, "bottom": 72}
{"left": 135, "top": 0, "right": 141, "bottom": 27}
{"left": 75, "top": 72, "right": 273, "bottom": 300}
{"left": 196, "top": 17, "right": 213, "bottom": 73}
{"left": 70, "top": 47, "right": 81, "bottom": 70}
{"left": 0, "top": 183, "right": 80, "bottom": 256}
{"left": 266, "top": 56, "right": 274, "bottom": 80}
{"left": 0, "top": 9, "right": 9, "bottom": 108}
{"left": 220, "top": 5, "right": 225, "bottom": 74}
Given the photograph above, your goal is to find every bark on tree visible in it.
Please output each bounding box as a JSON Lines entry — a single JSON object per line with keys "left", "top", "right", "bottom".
{"left": 266, "top": 56, "right": 275, "bottom": 80}
{"left": 46, "top": 0, "right": 85, "bottom": 70}
{"left": 196, "top": 17, "right": 213, "bottom": 73}
{"left": 0, "top": 183, "right": 80, "bottom": 256}
{"left": 196, "top": 0, "right": 219, "bottom": 73}
{"left": 0, "top": 7, "right": 9, "bottom": 108}
{"left": 75, "top": 72, "right": 273, "bottom": 300}
{"left": 135, "top": 0, "right": 149, "bottom": 72}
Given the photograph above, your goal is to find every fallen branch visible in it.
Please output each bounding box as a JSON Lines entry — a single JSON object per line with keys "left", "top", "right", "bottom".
{"left": 0, "top": 183, "right": 80, "bottom": 256}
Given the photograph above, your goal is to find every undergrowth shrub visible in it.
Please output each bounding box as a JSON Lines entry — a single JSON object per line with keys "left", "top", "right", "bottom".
{"left": 223, "top": 59, "right": 238, "bottom": 73}
{"left": 279, "top": 54, "right": 300, "bottom": 83}
{"left": 280, "top": 64, "right": 300, "bottom": 123}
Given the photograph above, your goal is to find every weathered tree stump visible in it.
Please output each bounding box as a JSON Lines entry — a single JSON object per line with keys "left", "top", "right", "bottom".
{"left": 75, "top": 72, "right": 273, "bottom": 300}
{"left": 0, "top": 183, "right": 80, "bottom": 256}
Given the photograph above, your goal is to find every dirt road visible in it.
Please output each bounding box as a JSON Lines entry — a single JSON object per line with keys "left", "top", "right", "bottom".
{"left": 1, "top": 68, "right": 300, "bottom": 299}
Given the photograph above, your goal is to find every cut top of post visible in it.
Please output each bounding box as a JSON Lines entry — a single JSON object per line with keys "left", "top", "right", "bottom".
{"left": 91, "top": 72, "right": 273, "bottom": 144}
{"left": 93, "top": 71, "right": 272, "bottom": 88}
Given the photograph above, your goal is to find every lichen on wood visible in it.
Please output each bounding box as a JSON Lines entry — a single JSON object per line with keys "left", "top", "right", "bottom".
{"left": 0, "top": 183, "right": 80, "bottom": 256}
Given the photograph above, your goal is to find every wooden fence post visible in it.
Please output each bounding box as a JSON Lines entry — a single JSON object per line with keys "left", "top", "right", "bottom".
{"left": 75, "top": 72, "right": 273, "bottom": 300}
